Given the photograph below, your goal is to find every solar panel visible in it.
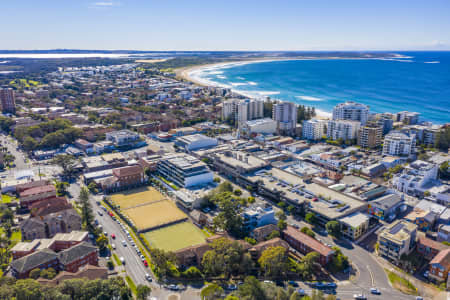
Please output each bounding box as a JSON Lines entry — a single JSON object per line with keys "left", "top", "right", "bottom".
{"left": 389, "top": 222, "right": 404, "bottom": 235}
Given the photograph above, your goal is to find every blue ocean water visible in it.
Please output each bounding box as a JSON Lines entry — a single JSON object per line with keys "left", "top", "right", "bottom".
{"left": 195, "top": 52, "right": 450, "bottom": 124}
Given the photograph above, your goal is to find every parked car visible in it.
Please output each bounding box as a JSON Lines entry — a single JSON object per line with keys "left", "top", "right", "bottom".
{"left": 143, "top": 260, "right": 148, "bottom": 267}
{"left": 353, "top": 294, "right": 366, "bottom": 300}
{"left": 370, "top": 288, "right": 380, "bottom": 295}
{"left": 111, "top": 244, "right": 116, "bottom": 250}
{"left": 145, "top": 273, "right": 152, "bottom": 282}
{"left": 122, "top": 240, "right": 127, "bottom": 247}
{"left": 97, "top": 211, "right": 103, "bottom": 216}
{"left": 120, "top": 257, "right": 125, "bottom": 264}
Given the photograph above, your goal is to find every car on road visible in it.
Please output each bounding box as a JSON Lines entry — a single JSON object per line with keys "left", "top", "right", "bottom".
{"left": 143, "top": 260, "right": 148, "bottom": 267}
{"left": 353, "top": 294, "right": 366, "bottom": 300}
{"left": 97, "top": 211, "right": 103, "bottom": 216}
{"left": 325, "top": 282, "right": 336, "bottom": 288}
{"left": 145, "top": 273, "right": 152, "bottom": 282}
{"left": 370, "top": 288, "right": 380, "bottom": 294}
{"left": 103, "top": 231, "right": 108, "bottom": 236}
{"left": 415, "top": 297, "right": 423, "bottom": 300}
{"left": 120, "top": 257, "right": 125, "bottom": 264}
{"left": 111, "top": 234, "right": 116, "bottom": 239}
{"left": 111, "top": 244, "right": 116, "bottom": 249}
{"left": 122, "top": 240, "right": 127, "bottom": 247}
{"left": 167, "top": 284, "right": 178, "bottom": 291}
{"left": 140, "top": 255, "right": 145, "bottom": 261}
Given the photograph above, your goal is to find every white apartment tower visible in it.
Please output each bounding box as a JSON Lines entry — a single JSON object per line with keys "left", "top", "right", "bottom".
{"left": 382, "top": 131, "right": 416, "bottom": 156}
{"left": 326, "top": 120, "right": 361, "bottom": 141}
{"left": 332, "top": 101, "right": 369, "bottom": 125}
{"left": 302, "top": 119, "right": 326, "bottom": 140}
{"left": 272, "top": 102, "right": 298, "bottom": 134}
{"left": 222, "top": 98, "right": 263, "bottom": 124}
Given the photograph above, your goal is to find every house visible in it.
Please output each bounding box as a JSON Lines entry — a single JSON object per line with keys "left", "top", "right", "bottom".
{"left": 20, "top": 209, "right": 82, "bottom": 240}
{"left": 105, "top": 130, "right": 140, "bottom": 147}
{"left": 416, "top": 234, "right": 449, "bottom": 260}
{"left": 250, "top": 224, "right": 279, "bottom": 242}
{"left": 19, "top": 185, "right": 57, "bottom": 207}
{"left": 189, "top": 210, "right": 208, "bottom": 227}
{"left": 283, "top": 226, "right": 335, "bottom": 265}
{"left": 377, "top": 220, "right": 417, "bottom": 263}
{"left": 428, "top": 249, "right": 450, "bottom": 283}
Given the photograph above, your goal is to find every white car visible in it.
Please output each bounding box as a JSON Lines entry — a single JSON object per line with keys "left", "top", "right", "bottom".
{"left": 370, "top": 288, "right": 380, "bottom": 294}
{"left": 145, "top": 273, "right": 152, "bottom": 282}
{"left": 353, "top": 294, "right": 366, "bottom": 300}
{"left": 120, "top": 257, "right": 125, "bottom": 264}
{"left": 122, "top": 240, "right": 127, "bottom": 247}
{"left": 111, "top": 244, "right": 116, "bottom": 250}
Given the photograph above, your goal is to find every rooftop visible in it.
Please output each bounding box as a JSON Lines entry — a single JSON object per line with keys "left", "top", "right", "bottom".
{"left": 283, "top": 226, "right": 334, "bottom": 257}
{"left": 339, "top": 212, "right": 370, "bottom": 228}
{"left": 379, "top": 220, "right": 417, "bottom": 243}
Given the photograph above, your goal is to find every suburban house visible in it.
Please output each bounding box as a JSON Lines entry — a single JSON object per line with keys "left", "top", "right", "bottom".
{"left": 282, "top": 226, "right": 335, "bottom": 266}
{"left": 428, "top": 248, "right": 450, "bottom": 283}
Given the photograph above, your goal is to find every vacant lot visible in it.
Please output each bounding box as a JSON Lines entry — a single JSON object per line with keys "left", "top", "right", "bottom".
{"left": 143, "top": 221, "right": 206, "bottom": 251}
{"left": 124, "top": 200, "right": 187, "bottom": 231}
{"left": 110, "top": 186, "right": 166, "bottom": 210}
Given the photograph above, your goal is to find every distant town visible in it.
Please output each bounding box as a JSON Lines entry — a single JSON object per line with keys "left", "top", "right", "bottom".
{"left": 0, "top": 57, "right": 449, "bottom": 300}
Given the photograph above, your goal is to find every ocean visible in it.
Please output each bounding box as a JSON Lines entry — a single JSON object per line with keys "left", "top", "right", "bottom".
{"left": 190, "top": 52, "right": 450, "bottom": 124}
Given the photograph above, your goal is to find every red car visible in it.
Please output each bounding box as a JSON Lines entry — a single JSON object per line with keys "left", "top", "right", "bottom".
{"left": 108, "top": 211, "right": 113, "bottom": 217}
{"left": 111, "top": 234, "right": 116, "bottom": 239}
{"left": 143, "top": 260, "right": 148, "bottom": 267}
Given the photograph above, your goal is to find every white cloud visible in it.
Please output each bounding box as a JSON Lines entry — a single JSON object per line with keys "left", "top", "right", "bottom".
{"left": 90, "top": 1, "right": 121, "bottom": 8}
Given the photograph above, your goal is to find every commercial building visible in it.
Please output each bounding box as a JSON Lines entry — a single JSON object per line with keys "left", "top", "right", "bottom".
{"left": 382, "top": 131, "right": 416, "bottom": 156}
{"left": 393, "top": 160, "right": 438, "bottom": 196}
{"left": 272, "top": 102, "right": 297, "bottom": 135}
{"left": 283, "top": 226, "right": 335, "bottom": 266}
{"left": 105, "top": 130, "right": 140, "bottom": 147}
{"left": 242, "top": 206, "right": 276, "bottom": 231}
{"left": 0, "top": 87, "right": 16, "bottom": 113}
{"left": 158, "top": 153, "right": 213, "bottom": 188}
{"left": 332, "top": 101, "right": 369, "bottom": 125}
{"left": 175, "top": 134, "right": 218, "bottom": 151}
{"left": 358, "top": 122, "right": 382, "bottom": 148}
{"left": 368, "top": 194, "right": 405, "bottom": 221}
{"left": 302, "top": 119, "right": 326, "bottom": 140}
{"left": 378, "top": 220, "right": 417, "bottom": 262}
{"left": 338, "top": 212, "right": 370, "bottom": 241}
{"left": 326, "top": 120, "right": 361, "bottom": 141}
{"left": 241, "top": 118, "right": 277, "bottom": 136}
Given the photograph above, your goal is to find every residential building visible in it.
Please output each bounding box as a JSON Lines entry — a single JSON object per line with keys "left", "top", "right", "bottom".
{"left": 175, "top": 134, "right": 218, "bottom": 151}
{"left": 416, "top": 234, "right": 448, "bottom": 260}
{"left": 222, "top": 98, "right": 263, "bottom": 123}
{"left": 272, "top": 102, "right": 297, "bottom": 135}
{"left": 58, "top": 242, "right": 98, "bottom": 273}
{"left": 375, "top": 114, "right": 394, "bottom": 135}
{"left": 241, "top": 118, "right": 277, "bottom": 136}
{"left": 242, "top": 206, "right": 276, "bottom": 231}
{"left": 248, "top": 238, "right": 289, "bottom": 260}
{"left": 338, "top": 212, "right": 370, "bottom": 241}
{"left": 437, "top": 225, "right": 450, "bottom": 243}
{"left": 326, "top": 120, "right": 360, "bottom": 141}
{"left": 19, "top": 185, "right": 57, "bottom": 207}
{"left": 10, "top": 249, "right": 59, "bottom": 279}
{"left": 105, "top": 130, "right": 140, "bottom": 147}
{"left": 332, "top": 101, "right": 369, "bottom": 125}
{"left": 250, "top": 224, "right": 279, "bottom": 242}
{"left": 393, "top": 160, "right": 438, "bottom": 196}
{"left": 157, "top": 153, "right": 213, "bottom": 188}
{"left": 37, "top": 265, "right": 108, "bottom": 285}
{"left": 368, "top": 194, "right": 405, "bottom": 221}
{"left": 405, "top": 208, "right": 437, "bottom": 231}
{"left": 0, "top": 87, "right": 16, "bottom": 113}
{"left": 397, "top": 111, "right": 420, "bottom": 125}
{"left": 428, "top": 249, "right": 450, "bottom": 282}
{"left": 358, "top": 122, "right": 382, "bottom": 148}
{"left": 111, "top": 165, "right": 145, "bottom": 190}
{"left": 382, "top": 131, "right": 416, "bottom": 156}
{"left": 302, "top": 119, "right": 326, "bottom": 140}
{"left": 378, "top": 220, "right": 418, "bottom": 262}
{"left": 283, "top": 226, "right": 335, "bottom": 265}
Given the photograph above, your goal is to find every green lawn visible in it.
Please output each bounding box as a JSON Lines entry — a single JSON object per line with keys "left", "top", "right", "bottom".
{"left": 143, "top": 221, "right": 206, "bottom": 251}
{"left": 112, "top": 253, "right": 122, "bottom": 266}
{"left": 125, "top": 276, "right": 137, "bottom": 295}
{"left": 386, "top": 269, "right": 418, "bottom": 295}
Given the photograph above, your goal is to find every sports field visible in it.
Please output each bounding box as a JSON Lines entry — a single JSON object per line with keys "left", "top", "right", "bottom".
{"left": 110, "top": 186, "right": 166, "bottom": 210}
{"left": 143, "top": 221, "right": 206, "bottom": 251}
{"left": 124, "top": 200, "right": 187, "bottom": 231}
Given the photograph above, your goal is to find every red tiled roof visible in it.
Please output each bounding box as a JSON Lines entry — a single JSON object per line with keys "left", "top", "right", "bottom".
{"left": 430, "top": 249, "right": 450, "bottom": 269}
{"left": 20, "top": 185, "right": 55, "bottom": 197}
{"left": 283, "top": 225, "right": 334, "bottom": 257}
{"left": 418, "top": 236, "right": 448, "bottom": 252}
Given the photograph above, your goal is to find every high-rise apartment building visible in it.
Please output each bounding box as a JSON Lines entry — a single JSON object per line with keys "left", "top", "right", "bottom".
{"left": 358, "top": 122, "right": 382, "bottom": 148}
{"left": 382, "top": 131, "right": 416, "bottom": 156}
{"left": 302, "top": 119, "right": 326, "bottom": 140}
{"left": 272, "top": 102, "right": 297, "bottom": 135}
{"left": 332, "top": 101, "right": 369, "bottom": 125}
{"left": 222, "top": 98, "right": 263, "bottom": 124}
{"left": 0, "top": 88, "right": 16, "bottom": 114}
{"left": 327, "top": 120, "right": 361, "bottom": 141}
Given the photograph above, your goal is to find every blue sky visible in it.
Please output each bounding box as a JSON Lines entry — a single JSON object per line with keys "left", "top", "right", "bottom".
{"left": 1, "top": 0, "right": 450, "bottom": 50}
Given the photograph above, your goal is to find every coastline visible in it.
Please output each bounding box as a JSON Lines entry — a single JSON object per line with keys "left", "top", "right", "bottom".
{"left": 176, "top": 57, "right": 339, "bottom": 118}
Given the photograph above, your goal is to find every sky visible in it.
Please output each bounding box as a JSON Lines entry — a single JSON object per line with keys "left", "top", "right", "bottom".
{"left": 1, "top": 0, "right": 450, "bottom": 51}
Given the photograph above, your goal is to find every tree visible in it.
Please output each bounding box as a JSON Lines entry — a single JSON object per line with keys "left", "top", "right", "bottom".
{"left": 96, "top": 235, "right": 108, "bottom": 251}
{"left": 233, "top": 189, "right": 242, "bottom": 196}
{"left": 238, "top": 276, "right": 267, "bottom": 300}
{"left": 258, "top": 246, "right": 290, "bottom": 278}
{"left": 136, "top": 284, "right": 151, "bottom": 300}
{"left": 14, "top": 279, "right": 43, "bottom": 300}
{"left": 79, "top": 187, "right": 94, "bottom": 232}
{"left": 305, "top": 212, "right": 316, "bottom": 225}
{"left": 29, "top": 268, "right": 41, "bottom": 279}
{"left": 87, "top": 181, "right": 98, "bottom": 194}
{"left": 326, "top": 221, "right": 340, "bottom": 238}
{"left": 289, "top": 291, "right": 304, "bottom": 300}
{"left": 149, "top": 248, "right": 177, "bottom": 279}
{"left": 52, "top": 154, "right": 77, "bottom": 179}
{"left": 107, "top": 260, "right": 114, "bottom": 269}
{"left": 182, "top": 266, "right": 203, "bottom": 278}
{"left": 54, "top": 180, "right": 69, "bottom": 196}
{"left": 302, "top": 252, "right": 320, "bottom": 274}
{"left": 40, "top": 268, "right": 56, "bottom": 279}
{"left": 213, "top": 198, "right": 244, "bottom": 238}
{"left": 200, "top": 283, "right": 223, "bottom": 300}
{"left": 300, "top": 226, "right": 315, "bottom": 238}
{"left": 224, "top": 296, "right": 240, "bottom": 300}
{"left": 330, "top": 247, "right": 349, "bottom": 272}
{"left": 245, "top": 237, "right": 257, "bottom": 245}
{"left": 277, "top": 219, "right": 287, "bottom": 231}
{"left": 439, "top": 161, "right": 450, "bottom": 180}
{"left": 266, "top": 230, "right": 280, "bottom": 240}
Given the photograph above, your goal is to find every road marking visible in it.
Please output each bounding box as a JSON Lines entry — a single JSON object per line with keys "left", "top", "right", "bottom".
{"left": 367, "top": 265, "right": 375, "bottom": 286}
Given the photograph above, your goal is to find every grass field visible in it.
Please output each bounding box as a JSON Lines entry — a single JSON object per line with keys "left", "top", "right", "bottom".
{"left": 143, "top": 221, "right": 206, "bottom": 251}
{"left": 124, "top": 200, "right": 187, "bottom": 231}
{"left": 1, "top": 194, "right": 17, "bottom": 204}
{"left": 110, "top": 186, "right": 166, "bottom": 210}
{"left": 386, "top": 269, "right": 418, "bottom": 295}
